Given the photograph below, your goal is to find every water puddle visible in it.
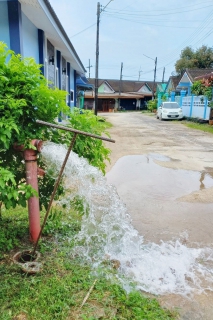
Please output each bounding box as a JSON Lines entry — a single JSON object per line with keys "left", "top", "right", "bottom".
{"left": 106, "top": 154, "right": 213, "bottom": 201}
{"left": 41, "top": 143, "right": 213, "bottom": 298}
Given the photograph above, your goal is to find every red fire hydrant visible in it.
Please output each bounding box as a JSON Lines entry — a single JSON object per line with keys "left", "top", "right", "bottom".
{"left": 14, "top": 140, "right": 43, "bottom": 242}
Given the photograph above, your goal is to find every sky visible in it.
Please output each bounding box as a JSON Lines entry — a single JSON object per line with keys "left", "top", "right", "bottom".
{"left": 49, "top": 0, "right": 213, "bottom": 82}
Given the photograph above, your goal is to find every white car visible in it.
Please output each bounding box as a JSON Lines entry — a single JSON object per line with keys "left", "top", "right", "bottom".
{"left": 156, "top": 102, "right": 183, "bottom": 120}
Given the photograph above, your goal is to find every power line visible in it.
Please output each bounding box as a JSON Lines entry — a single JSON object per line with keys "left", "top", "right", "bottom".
{"left": 71, "top": 23, "right": 96, "bottom": 38}
{"left": 105, "top": 5, "right": 213, "bottom": 17}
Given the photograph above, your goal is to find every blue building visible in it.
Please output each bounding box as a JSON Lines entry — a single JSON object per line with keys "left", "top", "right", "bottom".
{"left": 0, "top": 0, "right": 89, "bottom": 110}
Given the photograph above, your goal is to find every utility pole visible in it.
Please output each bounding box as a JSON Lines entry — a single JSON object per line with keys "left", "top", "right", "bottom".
{"left": 143, "top": 54, "right": 157, "bottom": 100}
{"left": 94, "top": 2, "right": 101, "bottom": 116}
{"left": 94, "top": 0, "right": 113, "bottom": 115}
{"left": 119, "top": 62, "right": 123, "bottom": 109}
{"left": 162, "top": 67, "right": 165, "bottom": 83}
{"left": 87, "top": 59, "right": 93, "bottom": 78}
{"left": 152, "top": 57, "right": 157, "bottom": 100}
{"left": 119, "top": 62, "right": 123, "bottom": 95}
{"left": 138, "top": 68, "right": 142, "bottom": 81}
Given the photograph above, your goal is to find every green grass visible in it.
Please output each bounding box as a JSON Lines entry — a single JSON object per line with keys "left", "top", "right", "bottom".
{"left": 0, "top": 207, "right": 178, "bottom": 320}
{"left": 182, "top": 121, "right": 213, "bottom": 134}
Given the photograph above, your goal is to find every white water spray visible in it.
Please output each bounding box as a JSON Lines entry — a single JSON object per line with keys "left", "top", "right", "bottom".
{"left": 41, "top": 142, "right": 213, "bottom": 296}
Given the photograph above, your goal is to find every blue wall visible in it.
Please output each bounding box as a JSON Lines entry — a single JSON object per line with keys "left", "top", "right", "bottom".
{"left": 0, "top": 2, "right": 10, "bottom": 47}
{"left": 22, "top": 13, "right": 39, "bottom": 62}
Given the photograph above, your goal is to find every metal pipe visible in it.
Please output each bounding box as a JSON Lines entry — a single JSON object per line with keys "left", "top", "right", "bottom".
{"left": 23, "top": 140, "right": 43, "bottom": 242}
{"left": 36, "top": 120, "right": 115, "bottom": 143}
{"left": 32, "top": 133, "right": 78, "bottom": 254}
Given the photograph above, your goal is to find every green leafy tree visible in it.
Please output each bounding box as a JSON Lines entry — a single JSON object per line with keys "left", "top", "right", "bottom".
{"left": 175, "top": 45, "right": 213, "bottom": 74}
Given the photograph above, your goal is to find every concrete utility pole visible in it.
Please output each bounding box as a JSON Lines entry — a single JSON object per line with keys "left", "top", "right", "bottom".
{"left": 138, "top": 68, "right": 142, "bottom": 81}
{"left": 162, "top": 67, "right": 165, "bottom": 83}
{"left": 119, "top": 62, "right": 123, "bottom": 95}
{"left": 152, "top": 57, "right": 157, "bottom": 100}
{"left": 94, "top": 2, "right": 101, "bottom": 116}
{"left": 87, "top": 59, "right": 93, "bottom": 78}
{"left": 119, "top": 62, "right": 123, "bottom": 109}
{"left": 94, "top": 0, "right": 114, "bottom": 116}
{"left": 143, "top": 54, "right": 157, "bottom": 100}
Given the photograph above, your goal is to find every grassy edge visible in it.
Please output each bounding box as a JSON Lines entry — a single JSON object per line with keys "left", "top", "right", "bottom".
{"left": 0, "top": 208, "right": 178, "bottom": 320}
{"left": 181, "top": 120, "right": 213, "bottom": 134}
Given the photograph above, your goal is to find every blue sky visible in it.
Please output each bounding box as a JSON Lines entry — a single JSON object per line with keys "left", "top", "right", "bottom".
{"left": 50, "top": 0, "right": 213, "bottom": 82}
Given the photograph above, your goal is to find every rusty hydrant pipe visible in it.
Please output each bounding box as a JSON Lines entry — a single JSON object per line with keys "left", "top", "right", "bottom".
{"left": 24, "top": 140, "right": 43, "bottom": 242}
{"left": 14, "top": 140, "right": 43, "bottom": 243}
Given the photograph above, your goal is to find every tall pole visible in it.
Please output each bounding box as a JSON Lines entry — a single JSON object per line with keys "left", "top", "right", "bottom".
{"left": 87, "top": 59, "right": 93, "bottom": 78}
{"left": 119, "top": 62, "right": 123, "bottom": 95}
{"left": 162, "top": 67, "right": 165, "bottom": 83}
{"left": 94, "top": 2, "right": 100, "bottom": 116}
{"left": 138, "top": 69, "right": 142, "bottom": 81}
{"left": 119, "top": 62, "right": 123, "bottom": 109}
{"left": 152, "top": 57, "right": 157, "bottom": 100}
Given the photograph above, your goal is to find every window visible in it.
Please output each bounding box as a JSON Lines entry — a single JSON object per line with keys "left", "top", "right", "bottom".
{"left": 70, "top": 90, "right": 74, "bottom": 102}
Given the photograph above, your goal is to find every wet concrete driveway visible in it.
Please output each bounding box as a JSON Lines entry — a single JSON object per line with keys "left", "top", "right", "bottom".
{"left": 103, "top": 112, "right": 213, "bottom": 319}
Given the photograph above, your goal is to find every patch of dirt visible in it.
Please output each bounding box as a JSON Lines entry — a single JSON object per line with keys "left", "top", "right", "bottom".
{"left": 178, "top": 186, "right": 213, "bottom": 203}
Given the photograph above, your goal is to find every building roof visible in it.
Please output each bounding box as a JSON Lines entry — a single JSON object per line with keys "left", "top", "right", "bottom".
{"left": 84, "top": 92, "right": 145, "bottom": 99}
{"left": 184, "top": 68, "right": 213, "bottom": 82}
{"left": 164, "top": 75, "right": 182, "bottom": 93}
{"left": 76, "top": 76, "right": 94, "bottom": 91}
{"left": 19, "top": 0, "right": 86, "bottom": 73}
{"left": 88, "top": 78, "right": 158, "bottom": 93}
{"left": 194, "top": 72, "right": 213, "bottom": 80}
{"left": 157, "top": 83, "right": 167, "bottom": 93}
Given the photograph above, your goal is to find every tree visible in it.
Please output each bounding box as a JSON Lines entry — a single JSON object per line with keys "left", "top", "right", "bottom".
{"left": 191, "top": 75, "right": 213, "bottom": 100}
{"left": 175, "top": 45, "right": 213, "bottom": 74}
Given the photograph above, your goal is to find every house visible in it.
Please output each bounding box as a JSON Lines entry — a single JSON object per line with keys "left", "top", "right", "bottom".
{"left": 164, "top": 75, "right": 182, "bottom": 95}
{"left": 85, "top": 78, "right": 159, "bottom": 112}
{"left": 0, "top": 0, "right": 89, "bottom": 110}
{"left": 176, "top": 68, "right": 213, "bottom": 94}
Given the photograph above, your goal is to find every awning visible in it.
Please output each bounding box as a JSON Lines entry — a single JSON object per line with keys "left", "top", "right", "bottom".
{"left": 76, "top": 77, "right": 94, "bottom": 91}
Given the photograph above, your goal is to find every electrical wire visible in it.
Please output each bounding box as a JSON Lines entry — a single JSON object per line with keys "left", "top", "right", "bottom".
{"left": 105, "top": 4, "right": 213, "bottom": 17}
{"left": 71, "top": 23, "right": 96, "bottom": 38}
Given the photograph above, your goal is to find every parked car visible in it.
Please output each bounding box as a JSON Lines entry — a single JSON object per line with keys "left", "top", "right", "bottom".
{"left": 156, "top": 102, "right": 183, "bottom": 120}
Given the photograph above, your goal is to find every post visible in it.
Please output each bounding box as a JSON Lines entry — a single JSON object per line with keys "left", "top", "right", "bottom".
{"left": 94, "top": 2, "right": 101, "bottom": 116}
{"left": 87, "top": 59, "right": 93, "bottom": 78}
{"left": 180, "top": 90, "right": 186, "bottom": 108}
{"left": 203, "top": 96, "right": 208, "bottom": 120}
{"left": 157, "top": 93, "right": 162, "bottom": 108}
{"left": 189, "top": 94, "right": 194, "bottom": 117}
{"left": 119, "top": 62, "right": 123, "bottom": 108}
{"left": 152, "top": 57, "right": 157, "bottom": 100}
{"left": 162, "top": 67, "right": 165, "bottom": 83}
{"left": 171, "top": 91, "right": 175, "bottom": 102}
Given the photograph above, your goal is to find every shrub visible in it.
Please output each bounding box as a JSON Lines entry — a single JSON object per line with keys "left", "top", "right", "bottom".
{"left": 147, "top": 99, "right": 157, "bottom": 112}
{"left": 0, "top": 42, "right": 111, "bottom": 212}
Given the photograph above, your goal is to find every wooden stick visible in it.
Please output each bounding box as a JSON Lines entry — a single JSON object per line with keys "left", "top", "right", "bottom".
{"left": 80, "top": 279, "right": 97, "bottom": 308}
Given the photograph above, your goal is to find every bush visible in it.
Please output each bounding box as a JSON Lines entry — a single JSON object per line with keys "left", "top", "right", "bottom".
{"left": 147, "top": 99, "right": 157, "bottom": 112}
{"left": 0, "top": 42, "right": 111, "bottom": 212}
